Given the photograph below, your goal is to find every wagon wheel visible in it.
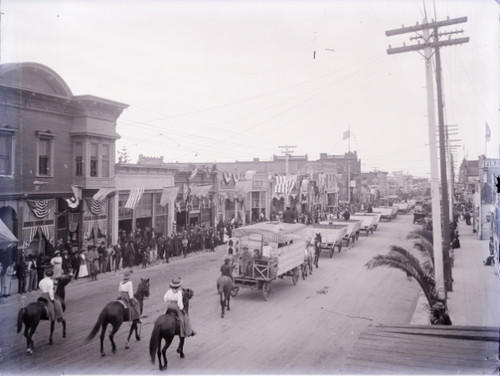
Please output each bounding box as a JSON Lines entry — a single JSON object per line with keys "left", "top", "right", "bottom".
{"left": 262, "top": 282, "right": 272, "bottom": 300}
{"left": 292, "top": 268, "right": 299, "bottom": 285}
{"left": 230, "top": 286, "right": 239, "bottom": 297}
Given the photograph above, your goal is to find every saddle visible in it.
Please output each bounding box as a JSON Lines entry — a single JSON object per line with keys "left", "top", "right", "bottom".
{"left": 116, "top": 297, "right": 130, "bottom": 321}
{"left": 37, "top": 297, "right": 52, "bottom": 320}
{"left": 166, "top": 308, "right": 181, "bottom": 321}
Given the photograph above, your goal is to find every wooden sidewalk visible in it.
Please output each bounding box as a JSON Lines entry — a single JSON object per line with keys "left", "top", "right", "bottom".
{"left": 342, "top": 325, "right": 500, "bottom": 374}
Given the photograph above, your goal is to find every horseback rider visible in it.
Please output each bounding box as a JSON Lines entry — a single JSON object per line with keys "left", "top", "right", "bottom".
{"left": 38, "top": 269, "right": 64, "bottom": 322}
{"left": 220, "top": 256, "right": 234, "bottom": 282}
{"left": 118, "top": 270, "right": 141, "bottom": 323}
{"left": 163, "top": 278, "right": 196, "bottom": 337}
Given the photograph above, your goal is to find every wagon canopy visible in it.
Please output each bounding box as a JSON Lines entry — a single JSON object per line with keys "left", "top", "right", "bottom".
{"left": 232, "top": 222, "right": 306, "bottom": 244}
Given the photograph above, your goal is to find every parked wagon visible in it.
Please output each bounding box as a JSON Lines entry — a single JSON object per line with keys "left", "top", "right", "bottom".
{"left": 228, "top": 222, "right": 307, "bottom": 301}
{"left": 372, "top": 207, "right": 397, "bottom": 221}
{"left": 306, "top": 224, "right": 347, "bottom": 256}
{"left": 413, "top": 210, "right": 427, "bottom": 224}
{"left": 350, "top": 215, "right": 377, "bottom": 236}
{"left": 353, "top": 212, "right": 381, "bottom": 231}
{"left": 319, "top": 219, "right": 361, "bottom": 246}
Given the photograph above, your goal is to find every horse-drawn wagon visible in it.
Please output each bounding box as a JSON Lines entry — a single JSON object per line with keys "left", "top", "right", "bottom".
{"left": 319, "top": 219, "right": 361, "bottom": 246}
{"left": 228, "top": 222, "right": 307, "bottom": 301}
{"left": 350, "top": 215, "right": 378, "bottom": 236}
{"left": 372, "top": 207, "right": 397, "bottom": 221}
{"left": 306, "top": 224, "right": 347, "bottom": 256}
{"left": 353, "top": 212, "right": 381, "bottom": 231}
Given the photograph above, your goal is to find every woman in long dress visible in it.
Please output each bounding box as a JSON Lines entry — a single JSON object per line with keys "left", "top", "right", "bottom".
{"left": 78, "top": 249, "right": 89, "bottom": 278}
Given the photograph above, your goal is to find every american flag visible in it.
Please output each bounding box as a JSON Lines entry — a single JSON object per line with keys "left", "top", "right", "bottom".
{"left": 125, "top": 187, "right": 145, "bottom": 209}
{"left": 274, "top": 174, "right": 297, "bottom": 197}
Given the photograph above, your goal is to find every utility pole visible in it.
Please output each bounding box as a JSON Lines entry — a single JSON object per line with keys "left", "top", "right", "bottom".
{"left": 386, "top": 16, "right": 469, "bottom": 293}
{"left": 279, "top": 145, "right": 296, "bottom": 176}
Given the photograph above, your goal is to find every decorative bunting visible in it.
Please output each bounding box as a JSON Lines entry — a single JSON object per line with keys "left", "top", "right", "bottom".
{"left": 85, "top": 197, "right": 103, "bottom": 215}
{"left": 27, "top": 200, "right": 51, "bottom": 219}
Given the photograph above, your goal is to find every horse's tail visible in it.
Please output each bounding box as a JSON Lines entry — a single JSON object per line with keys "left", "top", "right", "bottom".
{"left": 85, "top": 308, "right": 106, "bottom": 344}
{"left": 17, "top": 308, "right": 24, "bottom": 333}
{"left": 149, "top": 318, "right": 161, "bottom": 364}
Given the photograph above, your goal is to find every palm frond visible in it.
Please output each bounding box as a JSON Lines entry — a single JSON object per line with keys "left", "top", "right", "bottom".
{"left": 408, "top": 229, "right": 433, "bottom": 244}
{"left": 366, "top": 245, "right": 439, "bottom": 307}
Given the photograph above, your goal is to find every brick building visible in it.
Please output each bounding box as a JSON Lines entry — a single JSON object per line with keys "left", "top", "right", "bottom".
{"left": 0, "top": 62, "right": 127, "bottom": 259}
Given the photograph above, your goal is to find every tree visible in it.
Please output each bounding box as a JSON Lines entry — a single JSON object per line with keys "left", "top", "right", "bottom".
{"left": 365, "top": 230, "right": 451, "bottom": 325}
{"left": 118, "top": 147, "right": 130, "bottom": 164}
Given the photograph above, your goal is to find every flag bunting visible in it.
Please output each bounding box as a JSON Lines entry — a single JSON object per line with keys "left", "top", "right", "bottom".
{"left": 27, "top": 200, "right": 51, "bottom": 219}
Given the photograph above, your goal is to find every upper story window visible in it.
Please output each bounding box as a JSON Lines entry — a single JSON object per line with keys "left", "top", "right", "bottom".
{"left": 75, "top": 142, "right": 83, "bottom": 177}
{"left": 101, "top": 144, "right": 109, "bottom": 178}
{"left": 36, "top": 131, "right": 55, "bottom": 177}
{"left": 0, "top": 129, "right": 15, "bottom": 177}
{"left": 90, "top": 143, "right": 98, "bottom": 177}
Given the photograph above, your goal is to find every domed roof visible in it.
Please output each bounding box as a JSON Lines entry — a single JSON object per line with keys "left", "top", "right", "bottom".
{"left": 0, "top": 62, "right": 73, "bottom": 98}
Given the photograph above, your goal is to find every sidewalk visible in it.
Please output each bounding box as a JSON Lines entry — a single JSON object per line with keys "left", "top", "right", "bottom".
{"left": 411, "top": 219, "right": 500, "bottom": 326}
{"left": 0, "top": 246, "right": 223, "bottom": 304}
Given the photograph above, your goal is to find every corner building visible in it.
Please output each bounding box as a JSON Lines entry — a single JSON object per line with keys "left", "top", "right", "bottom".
{"left": 0, "top": 62, "right": 127, "bottom": 259}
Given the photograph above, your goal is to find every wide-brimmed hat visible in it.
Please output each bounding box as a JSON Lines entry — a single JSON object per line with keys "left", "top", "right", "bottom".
{"left": 54, "top": 251, "right": 60, "bottom": 256}
{"left": 123, "top": 270, "right": 133, "bottom": 280}
{"left": 224, "top": 255, "right": 231, "bottom": 262}
{"left": 45, "top": 269, "right": 54, "bottom": 277}
{"left": 169, "top": 278, "right": 182, "bottom": 289}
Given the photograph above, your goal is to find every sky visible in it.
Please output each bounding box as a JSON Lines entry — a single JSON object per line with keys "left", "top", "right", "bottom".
{"left": 1, "top": 0, "right": 498, "bottom": 178}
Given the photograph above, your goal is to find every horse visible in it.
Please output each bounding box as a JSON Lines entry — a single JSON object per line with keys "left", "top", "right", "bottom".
{"left": 313, "top": 233, "right": 322, "bottom": 268}
{"left": 149, "top": 288, "right": 194, "bottom": 371}
{"left": 86, "top": 278, "right": 150, "bottom": 356}
{"left": 302, "top": 244, "right": 314, "bottom": 279}
{"left": 217, "top": 276, "right": 233, "bottom": 318}
{"left": 17, "top": 273, "right": 73, "bottom": 355}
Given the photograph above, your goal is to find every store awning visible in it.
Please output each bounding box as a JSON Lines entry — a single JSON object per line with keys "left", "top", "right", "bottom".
{"left": 0, "top": 219, "right": 18, "bottom": 247}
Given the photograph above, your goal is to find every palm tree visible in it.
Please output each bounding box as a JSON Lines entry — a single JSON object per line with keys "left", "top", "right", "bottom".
{"left": 365, "top": 245, "right": 439, "bottom": 308}
{"left": 365, "top": 230, "right": 451, "bottom": 324}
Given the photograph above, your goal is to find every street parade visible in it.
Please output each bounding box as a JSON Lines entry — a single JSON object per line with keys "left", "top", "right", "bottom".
{"left": 0, "top": 1, "right": 499, "bottom": 375}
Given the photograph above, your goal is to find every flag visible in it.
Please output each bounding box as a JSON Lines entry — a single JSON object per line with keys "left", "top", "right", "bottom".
{"left": 485, "top": 122, "right": 491, "bottom": 142}
{"left": 189, "top": 168, "right": 198, "bottom": 180}
{"left": 343, "top": 130, "right": 350, "bottom": 140}
{"left": 66, "top": 185, "right": 82, "bottom": 208}
{"left": 93, "top": 187, "right": 114, "bottom": 202}
{"left": 124, "top": 187, "right": 145, "bottom": 209}
{"left": 71, "top": 185, "right": 82, "bottom": 200}
{"left": 160, "top": 186, "right": 180, "bottom": 207}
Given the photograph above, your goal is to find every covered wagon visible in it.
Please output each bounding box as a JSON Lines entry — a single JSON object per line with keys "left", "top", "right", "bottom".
{"left": 228, "top": 222, "right": 307, "bottom": 300}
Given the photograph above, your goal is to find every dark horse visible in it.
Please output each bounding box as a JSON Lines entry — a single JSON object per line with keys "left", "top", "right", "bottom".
{"left": 217, "top": 276, "right": 232, "bottom": 318}
{"left": 86, "top": 278, "right": 150, "bottom": 356}
{"left": 313, "top": 233, "right": 322, "bottom": 268}
{"left": 17, "top": 273, "right": 73, "bottom": 355}
{"left": 149, "top": 288, "right": 194, "bottom": 371}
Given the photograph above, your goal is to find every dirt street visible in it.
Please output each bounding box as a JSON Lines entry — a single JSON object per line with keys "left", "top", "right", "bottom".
{"left": 0, "top": 214, "right": 421, "bottom": 375}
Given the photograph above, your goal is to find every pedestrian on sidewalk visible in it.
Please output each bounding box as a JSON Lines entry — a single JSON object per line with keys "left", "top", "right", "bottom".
{"left": 2, "top": 261, "right": 15, "bottom": 297}
{"left": 17, "top": 249, "right": 27, "bottom": 295}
